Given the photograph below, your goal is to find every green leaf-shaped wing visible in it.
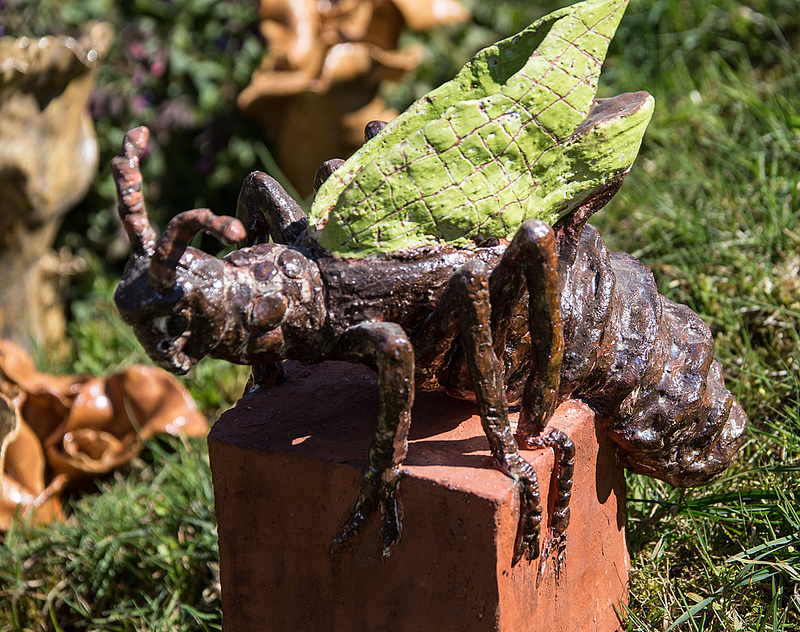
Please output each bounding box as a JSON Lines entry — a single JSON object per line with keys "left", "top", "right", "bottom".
{"left": 309, "top": 0, "right": 654, "bottom": 257}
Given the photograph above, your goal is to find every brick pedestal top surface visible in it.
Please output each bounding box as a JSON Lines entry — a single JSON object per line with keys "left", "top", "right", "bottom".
{"left": 209, "top": 361, "right": 629, "bottom": 632}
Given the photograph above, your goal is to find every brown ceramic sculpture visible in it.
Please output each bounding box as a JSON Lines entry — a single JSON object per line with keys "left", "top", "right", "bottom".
{"left": 113, "top": 0, "right": 747, "bottom": 569}
{"left": 112, "top": 127, "right": 746, "bottom": 568}
{"left": 238, "top": 0, "right": 469, "bottom": 195}
{"left": 0, "top": 22, "right": 113, "bottom": 349}
{"left": 0, "top": 340, "right": 207, "bottom": 529}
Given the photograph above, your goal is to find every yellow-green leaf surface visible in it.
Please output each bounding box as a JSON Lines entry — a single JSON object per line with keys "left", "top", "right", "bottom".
{"left": 309, "top": 0, "right": 654, "bottom": 257}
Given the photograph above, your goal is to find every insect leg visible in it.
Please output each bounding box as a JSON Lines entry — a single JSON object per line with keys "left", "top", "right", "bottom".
{"left": 242, "top": 361, "right": 285, "bottom": 393}
{"left": 312, "top": 120, "right": 387, "bottom": 192}
{"left": 364, "top": 120, "right": 387, "bottom": 141}
{"left": 235, "top": 171, "right": 308, "bottom": 247}
{"left": 414, "top": 261, "right": 542, "bottom": 564}
{"left": 331, "top": 322, "right": 414, "bottom": 556}
{"left": 490, "top": 219, "right": 574, "bottom": 572}
{"left": 491, "top": 219, "right": 563, "bottom": 433}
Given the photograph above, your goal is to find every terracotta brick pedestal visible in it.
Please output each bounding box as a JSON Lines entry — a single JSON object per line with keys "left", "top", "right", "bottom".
{"left": 208, "top": 361, "right": 629, "bottom": 632}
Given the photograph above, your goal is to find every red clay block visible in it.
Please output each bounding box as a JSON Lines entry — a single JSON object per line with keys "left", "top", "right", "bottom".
{"left": 209, "top": 361, "right": 629, "bottom": 632}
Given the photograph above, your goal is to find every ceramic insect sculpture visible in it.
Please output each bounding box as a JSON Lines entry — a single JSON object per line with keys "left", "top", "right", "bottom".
{"left": 113, "top": 0, "right": 747, "bottom": 567}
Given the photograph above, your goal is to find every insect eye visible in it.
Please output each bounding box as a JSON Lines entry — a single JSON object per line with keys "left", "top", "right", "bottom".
{"left": 166, "top": 313, "right": 189, "bottom": 337}
{"left": 155, "top": 313, "right": 190, "bottom": 337}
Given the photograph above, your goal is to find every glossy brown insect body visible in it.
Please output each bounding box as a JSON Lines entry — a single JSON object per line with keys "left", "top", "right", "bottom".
{"left": 113, "top": 115, "right": 746, "bottom": 568}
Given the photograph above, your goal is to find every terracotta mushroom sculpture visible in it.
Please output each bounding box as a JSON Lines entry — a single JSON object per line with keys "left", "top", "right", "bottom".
{"left": 238, "top": 0, "right": 469, "bottom": 195}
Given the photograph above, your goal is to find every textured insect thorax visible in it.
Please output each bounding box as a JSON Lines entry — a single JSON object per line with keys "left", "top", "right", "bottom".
{"left": 309, "top": 0, "right": 654, "bottom": 258}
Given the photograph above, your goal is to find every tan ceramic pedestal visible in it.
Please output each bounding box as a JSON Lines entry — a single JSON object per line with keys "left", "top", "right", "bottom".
{"left": 208, "top": 361, "right": 629, "bottom": 632}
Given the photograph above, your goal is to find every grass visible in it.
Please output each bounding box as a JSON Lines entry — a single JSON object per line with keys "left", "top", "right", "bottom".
{"left": 596, "top": 0, "right": 800, "bottom": 628}
{"left": 0, "top": 439, "right": 221, "bottom": 631}
{"left": 2, "top": 0, "right": 800, "bottom": 629}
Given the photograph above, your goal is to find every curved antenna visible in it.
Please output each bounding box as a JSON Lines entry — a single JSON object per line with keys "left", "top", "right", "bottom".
{"left": 149, "top": 208, "right": 246, "bottom": 292}
{"left": 111, "top": 127, "right": 157, "bottom": 255}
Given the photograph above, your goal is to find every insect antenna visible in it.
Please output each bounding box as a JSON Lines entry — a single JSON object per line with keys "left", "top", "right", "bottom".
{"left": 111, "top": 126, "right": 158, "bottom": 255}
{"left": 149, "top": 208, "right": 246, "bottom": 292}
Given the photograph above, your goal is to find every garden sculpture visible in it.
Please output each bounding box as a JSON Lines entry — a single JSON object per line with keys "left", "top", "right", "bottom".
{"left": 238, "top": 0, "right": 469, "bottom": 195}
{"left": 113, "top": 0, "right": 747, "bottom": 567}
{"left": 0, "top": 340, "right": 207, "bottom": 530}
{"left": 0, "top": 21, "right": 112, "bottom": 349}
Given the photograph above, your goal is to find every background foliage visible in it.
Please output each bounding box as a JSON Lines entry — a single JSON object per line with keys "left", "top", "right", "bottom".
{"left": 1, "top": 0, "right": 799, "bottom": 630}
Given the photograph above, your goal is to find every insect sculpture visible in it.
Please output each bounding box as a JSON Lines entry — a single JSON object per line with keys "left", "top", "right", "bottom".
{"left": 113, "top": 0, "right": 747, "bottom": 567}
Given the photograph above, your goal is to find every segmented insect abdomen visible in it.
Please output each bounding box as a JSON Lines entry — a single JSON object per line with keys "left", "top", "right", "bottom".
{"left": 615, "top": 298, "right": 747, "bottom": 487}
{"left": 559, "top": 225, "right": 747, "bottom": 486}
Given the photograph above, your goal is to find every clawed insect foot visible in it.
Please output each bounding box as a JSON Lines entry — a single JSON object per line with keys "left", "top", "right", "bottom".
{"left": 499, "top": 453, "right": 543, "bottom": 565}
{"left": 331, "top": 474, "right": 403, "bottom": 557}
{"left": 513, "top": 494, "right": 542, "bottom": 565}
{"left": 512, "top": 425, "right": 575, "bottom": 574}
{"left": 376, "top": 488, "right": 403, "bottom": 556}
{"left": 537, "top": 532, "right": 568, "bottom": 584}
